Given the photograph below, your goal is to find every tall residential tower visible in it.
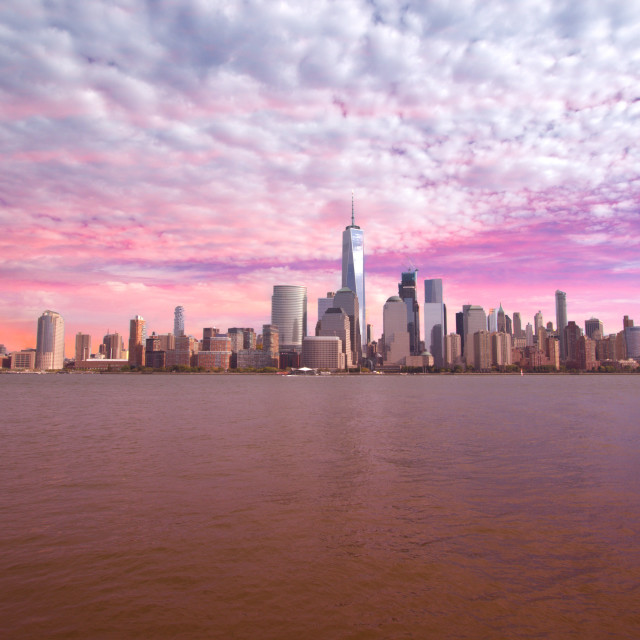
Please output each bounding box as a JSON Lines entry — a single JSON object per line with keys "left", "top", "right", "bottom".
{"left": 36, "top": 310, "right": 65, "bottom": 370}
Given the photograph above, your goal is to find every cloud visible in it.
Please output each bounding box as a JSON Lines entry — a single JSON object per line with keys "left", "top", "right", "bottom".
{"left": 0, "top": 0, "right": 638, "bottom": 350}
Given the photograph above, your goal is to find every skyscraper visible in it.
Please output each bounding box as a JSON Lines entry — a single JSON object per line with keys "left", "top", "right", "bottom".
{"left": 174, "top": 306, "right": 185, "bottom": 337}
{"left": 398, "top": 270, "right": 420, "bottom": 355}
{"left": 513, "top": 312, "right": 523, "bottom": 338}
{"left": 585, "top": 318, "right": 603, "bottom": 339}
{"left": 75, "top": 332, "right": 91, "bottom": 362}
{"left": 555, "top": 290, "right": 568, "bottom": 361}
{"left": 383, "top": 296, "right": 411, "bottom": 364}
{"left": 424, "top": 279, "right": 446, "bottom": 368}
{"left": 102, "top": 333, "right": 123, "bottom": 359}
{"left": 333, "top": 287, "right": 361, "bottom": 366}
{"left": 271, "top": 285, "right": 307, "bottom": 351}
{"left": 462, "top": 305, "right": 486, "bottom": 365}
{"left": 36, "top": 310, "right": 65, "bottom": 370}
{"left": 534, "top": 310, "right": 544, "bottom": 336}
{"left": 342, "top": 194, "right": 365, "bottom": 348}
{"left": 128, "top": 315, "right": 146, "bottom": 367}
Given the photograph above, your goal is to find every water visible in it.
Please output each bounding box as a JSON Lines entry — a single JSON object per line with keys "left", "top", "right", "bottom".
{"left": 1, "top": 374, "right": 639, "bottom": 639}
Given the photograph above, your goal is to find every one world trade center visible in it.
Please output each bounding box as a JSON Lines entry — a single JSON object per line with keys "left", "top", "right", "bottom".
{"left": 342, "top": 195, "right": 365, "bottom": 348}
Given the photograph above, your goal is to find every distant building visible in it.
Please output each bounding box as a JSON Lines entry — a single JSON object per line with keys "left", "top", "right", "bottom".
{"left": 75, "top": 333, "right": 91, "bottom": 362}
{"left": 463, "top": 305, "right": 486, "bottom": 365}
{"left": 302, "top": 336, "right": 344, "bottom": 370}
{"left": 577, "top": 336, "right": 597, "bottom": 370}
{"left": 555, "top": 290, "right": 568, "bottom": 360}
{"left": 623, "top": 315, "right": 634, "bottom": 329}
{"left": 444, "top": 333, "right": 462, "bottom": 368}
{"left": 585, "top": 318, "right": 603, "bottom": 340}
{"left": 102, "top": 333, "right": 123, "bottom": 359}
{"left": 534, "top": 311, "right": 544, "bottom": 336}
{"left": 332, "top": 287, "right": 361, "bottom": 365}
{"left": 491, "top": 332, "right": 512, "bottom": 367}
{"left": 564, "top": 321, "right": 582, "bottom": 365}
{"left": 342, "top": 195, "right": 365, "bottom": 348}
{"left": 513, "top": 312, "right": 523, "bottom": 338}
{"left": 319, "top": 307, "right": 351, "bottom": 368}
{"left": 399, "top": 271, "right": 420, "bottom": 356}
{"left": 625, "top": 326, "right": 640, "bottom": 359}
{"left": 424, "top": 279, "right": 446, "bottom": 367}
{"left": 383, "top": 296, "right": 411, "bottom": 365}
{"left": 473, "top": 331, "right": 491, "bottom": 370}
{"left": 36, "top": 310, "right": 65, "bottom": 370}
{"left": 11, "top": 349, "right": 36, "bottom": 370}
{"left": 174, "top": 306, "right": 185, "bottom": 337}
{"left": 128, "top": 315, "right": 146, "bottom": 367}
{"left": 317, "top": 292, "right": 335, "bottom": 326}
{"left": 271, "top": 285, "right": 307, "bottom": 351}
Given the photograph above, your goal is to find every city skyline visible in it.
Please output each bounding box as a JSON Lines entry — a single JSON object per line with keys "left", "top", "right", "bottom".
{"left": 1, "top": 1, "right": 639, "bottom": 352}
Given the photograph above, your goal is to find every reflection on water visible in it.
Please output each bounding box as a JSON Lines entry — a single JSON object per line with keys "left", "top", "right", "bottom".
{"left": 1, "top": 374, "right": 639, "bottom": 639}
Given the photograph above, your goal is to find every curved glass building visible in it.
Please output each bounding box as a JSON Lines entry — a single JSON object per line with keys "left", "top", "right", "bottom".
{"left": 36, "top": 310, "right": 65, "bottom": 370}
{"left": 271, "top": 285, "right": 307, "bottom": 351}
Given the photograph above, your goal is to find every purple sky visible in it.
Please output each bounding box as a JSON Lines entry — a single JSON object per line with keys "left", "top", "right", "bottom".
{"left": 1, "top": 0, "right": 639, "bottom": 352}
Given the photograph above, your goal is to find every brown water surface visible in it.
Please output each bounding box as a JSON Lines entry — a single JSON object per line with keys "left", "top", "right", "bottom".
{"left": 1, "top": 374, "right": 639, "bottom": 638}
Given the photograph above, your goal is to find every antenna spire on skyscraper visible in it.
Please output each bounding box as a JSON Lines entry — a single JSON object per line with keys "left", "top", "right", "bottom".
{"left": 351, "top": 189, "right": 355, "bottom": 226}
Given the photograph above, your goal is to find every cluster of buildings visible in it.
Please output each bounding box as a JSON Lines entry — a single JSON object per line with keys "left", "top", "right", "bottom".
{"left": 3, "top": 205, "right": 640, "bottom": 373}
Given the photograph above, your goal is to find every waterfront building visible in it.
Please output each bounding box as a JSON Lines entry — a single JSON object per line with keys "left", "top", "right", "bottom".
{"left": 491, "top": 332, "right": 512, "bottom": 368}
{"left": 75, "top": 358, "right": 129, "bottom": 371}
{"left": 577, "top": 336, "right": 597, "bottom": 371}
{"left": 333, "top": 287, "right": 361, "bottom": 365}
{"left": 463, "top": 305, "right": 486, "bottom": 365}
{"left": 196, "top": 336, "right": 231, "bottom": 370}
{"left": 262, "top": 324, "right": 279, "bottom": 359}
{"left": 75, "top": 333, "right": 91, "bottom": 362}
{"left": 444, "top": 333, "right": 462, "bottom": 368}
{"left": 174, "top": 306, "right": 185, "bottom": 337}
{"left": 564, "top": 321, "right": 582, "bottom": 365}
{"left": 102, "top": 333, "right": 123, "bottom": 359}
{"left": 342, "top": 195, "right": 365, "bottom": 348}
{"left": 271, "top": 285, "right": 307, "bottom": 351}
{"left": 157, "top": 333, "right": 175, "bottom": 352}
{"left": 201, "top": 328, "right": 219, "bottom": 351}
{"left": 11, "top": 349, "right": 36, "bottom": 370}
{"left": 319, "top": 307, "right": 352, "bottom": 368}
{"left": 128, "top": 315, "right": 146, "bottom": 367}
{"left": 625, "top": 326, "right": 640, "bottom": 359}
{"left": 399, "top": 271, "right": 420, "bottom": 355}
{"left": 547, "top": 337, "right": 560, "bottom": 370}
{"left": 170, "top": 335, "right": 199, "bottom": 367}
{"left": 555, "top": 290, "right": 568, "bottom": 360}
{"left": 302, "top": 336, "right": 344, "bottom": 370}
{"left": 145, "top": 334, "right": 166, "bottom": 369}
{"left": 585, "top": 317, "right": 603, "bottom": 339}
{"left": 473, "top": 331, "right": 492, "bottom": 371}
{"left": 36, "top": 310, "right": 65, "bottom": 370}
{"left": 383, "top": 296, "right": 411, "bottom": 365}
{"left": 424, "top": 279, "right": 446, "bottom": 367}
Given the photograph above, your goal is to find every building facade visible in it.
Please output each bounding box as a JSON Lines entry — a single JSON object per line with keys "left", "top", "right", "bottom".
{"left": 424, "top": 279, "right": 446, "bottom": 368}
{"left": 271, "top": 285, "right": 307, "bottom": 351}
{"left": 342, "top": 197, "right": 365, "bottom": 348}
{"left": 36, "top": 310, "right": 65, "bottom": 370}
{"left": 555, "top": 290, "right": 568, "bottom": 361}
{"left": 75, "top": 333, "right": 91, "bottom": 362}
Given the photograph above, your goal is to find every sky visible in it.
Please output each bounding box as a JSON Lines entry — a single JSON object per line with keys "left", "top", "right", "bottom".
{"left": 1, "top": 0, "right": 639, "bottom": 353}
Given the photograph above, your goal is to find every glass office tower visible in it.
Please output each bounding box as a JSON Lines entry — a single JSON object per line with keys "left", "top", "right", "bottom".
{"left": 424, "top": 279, "right": 446, "bottom": 368}
{"left": 271, "top": 285, "right": 307, "bottom": 351}
{"left": 36, "top": 310, "right": 65, "bottom": 370}
{"left": 555, "top": 290, "right": 567, "bottom": 361}
{"left": 342, "top": 198, "right": 365, "bottom": 348}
